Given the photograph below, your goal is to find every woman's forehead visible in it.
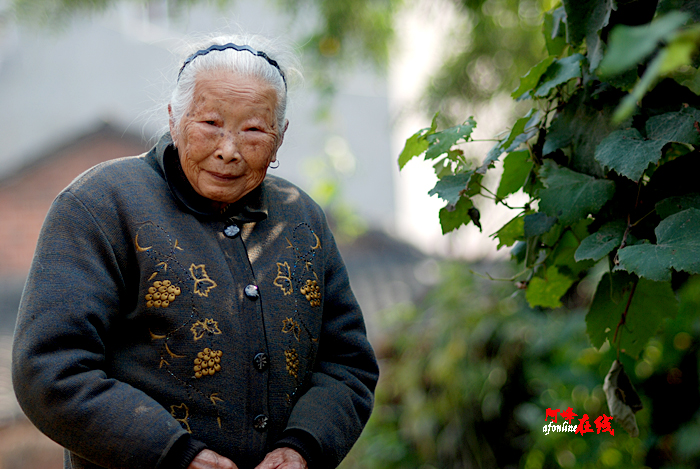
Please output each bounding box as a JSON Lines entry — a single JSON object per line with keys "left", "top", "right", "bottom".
{"left": 192, "top": 70, "right": 279, "bottom": 108}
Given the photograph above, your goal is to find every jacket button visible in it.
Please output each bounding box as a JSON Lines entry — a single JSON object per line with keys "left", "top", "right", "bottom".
{"left": 224, "top": 224, "right": 240, "bottom": 238}
{"left": 253, "top": 414, "right": 268, "bottom": 431}
{"left": 253, "top": 352, "right": 269, "bottom": 371}
{"left": 244, "top": 285, "right": 259, "bottom": 299}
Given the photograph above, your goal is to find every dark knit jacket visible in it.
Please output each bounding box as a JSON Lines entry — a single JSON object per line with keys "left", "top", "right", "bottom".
{"left": 12, "top": 134, "right": 378, "bottom": 469}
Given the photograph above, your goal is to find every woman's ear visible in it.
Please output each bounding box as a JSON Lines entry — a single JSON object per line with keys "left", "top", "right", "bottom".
{"left": 276, "top": 119, "right": 289, "bottom": 151}
{"left": 168, "top": 104, "right": 178, "bottom": 147}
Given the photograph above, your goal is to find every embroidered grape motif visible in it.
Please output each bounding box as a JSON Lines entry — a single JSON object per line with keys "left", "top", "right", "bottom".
{"left": 300, "top": 279, "right": 321, "bottom": 307}
{"left": 194, "top": 348, "right": 223, "bottom": 378}
{"left": 145, "top": 280, "right": 181, "bottom": 308}
{"left": 285, "top": 348, "right": 299, "bottom": 378}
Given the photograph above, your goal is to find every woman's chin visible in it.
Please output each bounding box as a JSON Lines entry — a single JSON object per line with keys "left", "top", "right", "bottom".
{"left": 199, "top": 186, "right": 245, "bottom": 204}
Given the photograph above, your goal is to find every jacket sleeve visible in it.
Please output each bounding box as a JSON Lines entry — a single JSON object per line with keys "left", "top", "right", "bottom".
{"left": 281, "top": 224, "right": 379, "bottom": 468}
{"left": 12, "top": 191, "right": 204, "bottom": 469}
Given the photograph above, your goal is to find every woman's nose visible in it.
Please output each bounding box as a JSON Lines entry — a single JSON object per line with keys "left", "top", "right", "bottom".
{"left": 217, "top": 133, "right": 240, "bottom": 162}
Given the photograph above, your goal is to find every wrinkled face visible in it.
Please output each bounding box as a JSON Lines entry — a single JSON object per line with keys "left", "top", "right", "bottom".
{"left": 169, "top": 70, "right": 286, "bottom": 204}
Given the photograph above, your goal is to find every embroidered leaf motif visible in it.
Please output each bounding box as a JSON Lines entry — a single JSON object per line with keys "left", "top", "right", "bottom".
{"left": 282, "top": 318, "right": 301, "bottom": 341}
{"left": 189, "top": 264, "right": 217, "bottom": 297}
{"left": 190, "top": 318, "right": 222, "bottom": 341}
{"left": 274, "top": 262, "right": 293, "bottom": 295}
{"left": 170, "top": 404, "right": 191, "bottom": 433}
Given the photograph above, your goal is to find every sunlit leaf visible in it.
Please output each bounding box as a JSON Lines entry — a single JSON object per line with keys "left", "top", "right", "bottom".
{"left": 543, "top": 7, "right": 567, "bottom": 56}
{"left": 398, "top": 114, "right": 439, "bottom": 169}
{"left": 439, "top": 197, "right": 473, "bottom": 234}
{"left": 616, "top": 208, "right": 700, "bottom": 281}
{"left": 539, "top": 160, "right": 616, "bottom": 226}
{"left": 511, "top": 56, "right": 555, "bottom": 100}
{"left": 526, "top": 265, "right": 575, "bottom": 308}
{"left": 493, "top": 215, "right": 525, "bottom": 250}
{"left": 496, "top": 150, "right": 533, "bottom": 200}
{"left": 659, "top": 31, "right": 699, "bottom": 75}
{"left": 586, "top": 273, "right": 678, "bottom": 358}
{"left": 399, "top": 127, "right": 430, "bottom": 169}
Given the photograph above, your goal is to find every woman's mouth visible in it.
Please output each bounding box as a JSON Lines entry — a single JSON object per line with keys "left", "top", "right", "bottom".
{"left": 206, "top": 170, "right": 237, "bottom": 181}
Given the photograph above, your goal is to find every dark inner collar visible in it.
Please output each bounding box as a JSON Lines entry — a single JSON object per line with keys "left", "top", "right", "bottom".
{"left": 161, "top": 139, "right": 268, "bottom": 224}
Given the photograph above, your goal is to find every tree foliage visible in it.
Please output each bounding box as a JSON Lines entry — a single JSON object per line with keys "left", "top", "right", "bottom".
{"left": 341, "top": 263, "right": 700, "bottom": 468}
{"left": 400, "top": 0, "right": 700, "bottom": 397}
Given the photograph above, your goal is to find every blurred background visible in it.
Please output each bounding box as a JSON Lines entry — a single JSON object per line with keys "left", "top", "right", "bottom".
{"left": 0, "top": 0, "right": 699, "bottom": 468}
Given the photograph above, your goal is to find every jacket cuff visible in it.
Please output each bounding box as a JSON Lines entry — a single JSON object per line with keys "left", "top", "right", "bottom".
{"left": 274, "top": 429, "right": 322, "bottom": 469}
{"left": 157, "top": 433, "right": 208, "bottom": 469}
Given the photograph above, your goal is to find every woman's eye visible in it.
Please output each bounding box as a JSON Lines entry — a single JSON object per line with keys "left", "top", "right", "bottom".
{"left": 205, "top": 121, "right": 217, "bottom": 126}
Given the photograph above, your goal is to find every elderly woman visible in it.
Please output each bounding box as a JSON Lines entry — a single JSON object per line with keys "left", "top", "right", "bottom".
{"left": 12, "top": 35, "right": 378, "bottom": 469}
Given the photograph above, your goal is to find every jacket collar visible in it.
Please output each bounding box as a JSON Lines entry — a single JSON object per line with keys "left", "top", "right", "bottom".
{"left": 148, "top": 133, "right": 268, "bottom": 223}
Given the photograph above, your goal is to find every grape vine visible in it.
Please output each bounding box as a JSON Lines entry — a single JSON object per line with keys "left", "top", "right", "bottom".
{"left": 400, "top": 0, "right": 700, "bottom": 433}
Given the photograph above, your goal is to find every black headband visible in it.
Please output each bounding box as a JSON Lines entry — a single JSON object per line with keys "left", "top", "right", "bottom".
{"left": 177, "top": 43, "right": 287, "bottom": 89}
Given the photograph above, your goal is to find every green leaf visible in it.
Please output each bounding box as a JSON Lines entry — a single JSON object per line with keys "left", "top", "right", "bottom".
{"left": 659, "top": 29, "right": 700, "bottom": 74}
{"left": 493, "top": 215, "right": 525, "bottom": 250}
{"left": 616, "top": 208, "right": 700, "bottom": 281}
{"left": 478, "top": 111, "right": 539, "bottom": 174}
{"left": 550, "top": 230, "right": 584, "bottom": 274}
{"left": 438, "top": 197, "right": 473, "bottom": 234}
{"left": 526, "top": 265, "right": 575, "bottom": 308}
{"left": 425, "top": 118, "right": 477, "bottom": 160}
{"left": 598, "top": 11, "right": 691, "bottom": 77}
{"left": 645, "top": 107, "right": 700, "bottom": 145}
{"left": 399, "top": 127, "right": 430, "bottom": 169}
{"left": 594, "top": 128, "right": 668, "bottom": 181}
{"left": 496, "top": 150, "right": 533, "bottom": 200}
{"left": 586, "top": 273, "right": 678, "bottom": 358}
{"left": 511, "top": 56, "right": 555, "bottom": 100}
{"left": 656, "top": 194, "right": 700, "bottom": 219}
{"left": 543, "top": 7, "right": 567, "bottom": 56}
{"left": 562, "top": 0, "right": 614, "bottom": 70}
{"left": 523, "top": 212, "right": 557, "bottom": 238}
{"left": 549, "top": 220, "right": 594, "bottom": 276}
{"left": 562, "top": 0, "right": 612, "bottom": 46}
{"left": 428, "top": 171, "right": 474, "bottom": 205}
{"left": 539, "top": 160, "right": 616, "bottom": 226}
{"left": 613, "top": 50, "right": 667, "bottom": 123}
{"left": 575, "top": 219, "right": 626, "bottom": 261}
{"left": 534, "top": 54, "right": 584, "bottom": 97}
{"left": 398, "top": 113, "right": 439, "bottom": 169}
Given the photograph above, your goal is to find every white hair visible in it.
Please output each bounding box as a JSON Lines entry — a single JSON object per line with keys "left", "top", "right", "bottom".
{"left": 169, "top": 34, "right": 301, "bottom": 133}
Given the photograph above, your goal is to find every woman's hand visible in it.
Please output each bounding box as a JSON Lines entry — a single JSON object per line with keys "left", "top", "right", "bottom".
{"left": 254, "top": 448, "right": 308, "bottom": 469}
{"left": 188, "top": 449, "right": 238, "bottom": 469}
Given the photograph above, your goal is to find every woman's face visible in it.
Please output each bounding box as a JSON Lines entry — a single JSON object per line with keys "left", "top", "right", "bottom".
{"left": 169, "top": 70, "right": 286, "bottom": 204}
